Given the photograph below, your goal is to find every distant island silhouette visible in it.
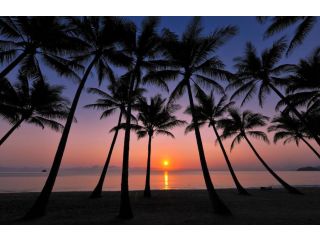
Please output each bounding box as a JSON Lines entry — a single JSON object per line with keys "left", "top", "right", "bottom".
{"left": 297, "top": 166, "right": 320, "bottom": 171}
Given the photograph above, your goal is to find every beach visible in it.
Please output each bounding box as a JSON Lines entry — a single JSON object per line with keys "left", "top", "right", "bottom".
{"left": 1, "top": 188, "right": 320, "bottom": 224}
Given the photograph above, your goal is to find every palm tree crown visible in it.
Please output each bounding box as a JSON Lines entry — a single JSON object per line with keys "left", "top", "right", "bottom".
{"left": 133, "top": 95, "right": 186, "bottom": 139}
{"left": 0, "top": 16, "right": 80, "bottom": 78}
{"left": 148, "top": 17, "right": 237, "bottom": 100}
{"left": 258, "top": 16, "right": 317, "bottom": 54}
{"left": 268, "top": 112, "right": 306, "bottom": 145}
{"left": 228, "top": 38, "right": 293, "bottom": 107}
{"left": 3, "top": 73, "right": 69, "bottom": 131}
{"left": 185, "top": 88, "right": 234, "bottom": 132}
{"left": 277, "top": 47, "right": 320, "bottom": 110}
{"left": 85, "top": 77, "right": 145, "bottom": 119}
{"left": 268, "top": 112, "right": 320, "bottom": 160}
{"left": 0, "top": 72, "right": 70, "bottom": 146}
{"left": 219, "top": 108, "right": 270, "bottom": 150}
{"left": 67, "top": 16, "right": 133, "bottom": 83}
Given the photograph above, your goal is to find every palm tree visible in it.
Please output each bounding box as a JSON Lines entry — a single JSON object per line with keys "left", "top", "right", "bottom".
{"left": 0, "top": 72, "right": 70, "bottom": 146}
{"left": 117, "top": 17, "right": 168, "bottom": 219}
{"left": 257, "top": 17, "right": 317, "bottom": 54}
{"left": 228, "top": 39, "right": 320, "bottom": 147}
{"left": 25, "top": 17, "right": 131, "bottom": 219}
{"left": 219, "top": 108, "right": 302, "bottom": 195}
{"left": 145, "top": 17, "right": 238, "bottom": 215}
{"left": 131, "top": 95, "right": 186, "bottom": 197}
{"left": 85, "top": 78, "right": 144, "bottom": 199}
{"left": 0, "top": 17, "right": 80, "bottom": 79}
{"left": 268, "top": 112, "right": 320, "bottom": 160}
{"left": 185, "top": 87, "right": 249, "bottom": 195}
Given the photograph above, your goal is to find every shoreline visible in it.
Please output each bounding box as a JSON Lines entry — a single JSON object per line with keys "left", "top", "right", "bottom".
{"left": 1, "top": 187, "right": 320, "bottom": 224}
{"left": 1, "top": 185, "right": 320, "bottom": 194}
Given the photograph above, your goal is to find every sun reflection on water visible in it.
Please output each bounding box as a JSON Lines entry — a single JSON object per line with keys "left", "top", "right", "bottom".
{"left": 164, "top": 171, "right": 169, "bottom": 190}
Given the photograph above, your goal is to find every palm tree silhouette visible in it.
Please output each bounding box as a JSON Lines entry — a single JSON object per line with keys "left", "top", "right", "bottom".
{"left": 0, "top": 72, "right": 70, "bottom": 146}
{"left": 117, "top": 17, "right": 167, "bottom": 219}
{"left": 229, "top": 39, "right": 320, "bottom": 147}
{"left": 85, "top": 78, "right": 144, "bottom": 198}
{"left": 0, "top": 17, "right": 80, "bottom": 79}
{"left": 276, "top": 47, "right": 320, "bottom": 136}
{"left": 268, "top": 112, "right": 320, "bottom": 160}
{"left": 185, "top": 87, "right": 249, "bottom": 195}
{"left": 146, "top": 17, "right": 238, "bottom": 215}
{"left": 219, "top": 108, "right": 302, "bottom": 195}
{"left": 131, "top": 95, "right": 186, "bottom": 197}
{"left": 25, "top": 17, "right": 131, "bottom": 219}
{"left": 257, "top": 17, "right": 317, "bottom": 54}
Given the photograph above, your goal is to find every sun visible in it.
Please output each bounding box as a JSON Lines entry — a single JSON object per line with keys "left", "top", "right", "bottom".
{"left": 162, "top": 159, "right": 170, "bottom": 168}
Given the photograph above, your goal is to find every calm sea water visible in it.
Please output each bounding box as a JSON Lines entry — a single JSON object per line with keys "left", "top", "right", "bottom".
{"left": 0, "top": 170, "right": 319, "bottom": 193}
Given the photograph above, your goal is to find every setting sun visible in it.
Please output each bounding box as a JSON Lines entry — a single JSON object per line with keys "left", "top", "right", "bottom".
{"left": 162, "top": 160, "right": 169, "bottom": 168}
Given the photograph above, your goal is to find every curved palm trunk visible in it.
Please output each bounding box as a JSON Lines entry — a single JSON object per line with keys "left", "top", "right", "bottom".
{"left": 300, "top": 137, "right": 320, "bottom": 160}
{"left": 144, "top": 134, "right": 152, "bottom": 198}
{"left": 0, "top": 51, "right": 28, "bottom": 79}
{"left": 90, "top": 111, "right": 123, "bottom": 199}
{"left": 211, "top": 124, "right": 249, "bottom": 195}
{"left": 243, "top": 134, "right": 303, "bottom": 195}
{"left": 269, "top": 83, "right": 320, "bottom": 147}
{"left": 0, "top": 118, "right": 24, "bottom": 146}
{"left": 118, "top": 74, "right": 135, "bottom": 219}
{"left": 186, "top": 80, "right": 231, "bottom": 215}
{"left": 24, "top": 56, "right": 98, "bottom": 219}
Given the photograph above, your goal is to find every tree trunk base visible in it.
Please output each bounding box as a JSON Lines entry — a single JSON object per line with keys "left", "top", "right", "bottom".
{"left": 23, "top": 204, "right": 46, "bottom": 220}
{"left": 287, "top": 186, "right": 304, "bottom": 195}
{"left": 118, "top": 194, "right": 133, "bottom": 219}
{"left": 89, "top": 189, "right": 102, "bottom": 199}
{"left": 144, "top": 189, "right": 151, "bottom": 198}
{"left": 237, "top": 187, "right": 251, "bottom": 196}
{"left": 209, "top": 192, "right": 232, "bottom": 216}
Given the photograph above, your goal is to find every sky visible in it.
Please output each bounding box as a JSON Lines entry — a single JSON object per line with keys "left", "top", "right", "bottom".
{"left": 1, "top": 17, "right": 320, "bottom": 171}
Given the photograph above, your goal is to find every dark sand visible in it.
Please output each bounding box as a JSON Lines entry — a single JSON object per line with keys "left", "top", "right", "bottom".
{"left": 0, "top": 188, "right": 319, "bottom": 224}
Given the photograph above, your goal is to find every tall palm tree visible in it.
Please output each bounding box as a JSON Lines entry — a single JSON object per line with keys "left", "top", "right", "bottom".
{"left": 0, "top": 72, "right": 70, "bottom": 146}
{"left": 25, "top": 17, "right": 132, "bottom": 219}
{"left": 145, "top": 17, "right": 238, "bottom": 215}
{"left": 268, "top": 112, "right": 320, "bottom": 160}
{"left": 228, "top": 39, "right": 320, "bottom": 147}
{"left": 257, "top": 17, "right": 317, "bottom": 54}
{"left": 117, "top": 17, "right": 168, "bottom": 219}
{"left": 85, "top": 78, "right": 144, "bottom": 199}
{"left": 0, "top": 17, "right": 80, "bottom": 79}
{"left": 131, "top": 95, "right": 186, "bottom": 197}
{"left": 185, "top": 88, "right": 249, "bottom": 195}
{"left": 219, "top": 108, "right": 302, "bottom": 195}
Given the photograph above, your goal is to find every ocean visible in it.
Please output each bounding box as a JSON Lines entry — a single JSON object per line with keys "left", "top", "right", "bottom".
{"left": 0, "top": 170, "right": 319, "bottom": 193}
